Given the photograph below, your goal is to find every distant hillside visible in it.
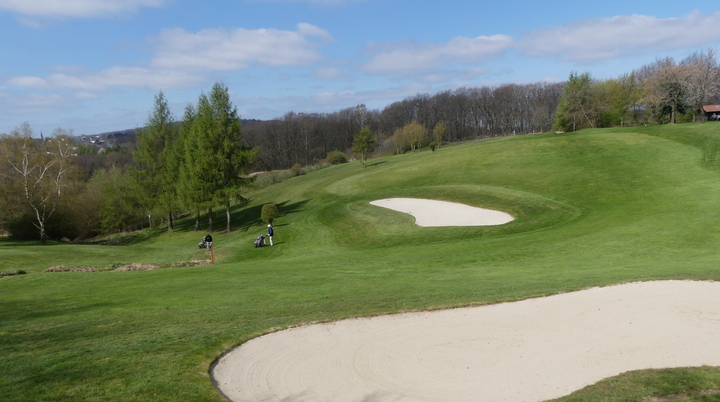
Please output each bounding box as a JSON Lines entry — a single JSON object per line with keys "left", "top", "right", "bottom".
{"left": 78, "top": 119, "right": 263, "bottom": 148}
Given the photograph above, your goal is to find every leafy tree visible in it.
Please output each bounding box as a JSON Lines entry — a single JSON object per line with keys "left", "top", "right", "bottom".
{"left": 639, "top": 57, "right": 687, "bottom": 124}
{"left": 261, "top": 203, "right": 280, "bottom": 224}
{"left": 133, "top": 91, "right": 180, "bottom": 231}
{"left": 391, "top": 127, "right": 407, "bottom": 154}
{"left": 0, "top": 124, "right": 80, "bottom": 242}
{"left": 352, "top": 127, "right": 376, "bottom": 168}
{"left": 432, "top": 122, "right": 447, "bottom": 149}
{"left": 403, "top": 121, "right": 426, "bottom": 151}
{"left": 599, "top": 73, "right": 642, "bottom": 126}
{"left": 681, "top": 48, "right": 720, "bottom": 122}
{"left": 87, "top": 167, "right": 144, "bottom": 233}
{"left": 553, "top": 72, "right": 598, "bottom": 132}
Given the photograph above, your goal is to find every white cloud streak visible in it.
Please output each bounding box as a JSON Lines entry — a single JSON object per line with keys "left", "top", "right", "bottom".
{"left": 362, "top": 35, "right": 514, "bottom": 75}
{"left": 7, "top": 23, "right": 332, "bottom": 92}
{"left": 151, "top": 23, "right": 332, "bottom": 72}
{"left": 520, "top": 11, "right": 720, "bottom": 62}
{"left": 0, "top": 0, "right": 166, "bottom": 18}
{"left": 8, "top": 67, "right": 205, "bottom": 91}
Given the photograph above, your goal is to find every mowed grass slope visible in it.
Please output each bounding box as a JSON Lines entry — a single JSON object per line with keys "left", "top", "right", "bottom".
{"left": 3, "top": 123, "right": 720, "bottom": 401}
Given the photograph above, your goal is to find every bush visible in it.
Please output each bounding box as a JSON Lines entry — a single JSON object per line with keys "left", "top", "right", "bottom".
{"left": 290, "top": 163, "right": 304, "bottom": 176}
{"left": 429, "top": 142, "right": 436, "bottom": 151}
{"left": 0, "top": 269, "right": 27, "bottom": 277}
{"left": 261, "top": 203, "right": 280, "bottom": 224}
{"left": 326, "top": 150, "right": 347, "bottom": 165}
{"left": 5, "top": 210, "right": 81, "bottom": 241}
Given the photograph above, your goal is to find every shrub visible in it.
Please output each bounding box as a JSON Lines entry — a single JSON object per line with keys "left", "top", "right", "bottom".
{"left": 261, "top": 203, "right": 280, "bottom": 224}
{"left": 326, "top": 150, "right": 347, "bottom": 165}
{"left": 0, "top": 269, "right": 27, "bottom": 277}
{"left": 429, "top": 142, "right": 436, "bottom": 151}
{"left": 290, "top": 163, "right": 304, "bottom": 176}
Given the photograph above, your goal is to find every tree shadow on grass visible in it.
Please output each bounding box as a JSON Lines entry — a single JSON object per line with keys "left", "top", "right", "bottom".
{"left": 220, "top": 199, "right": 310, "bottom": 233}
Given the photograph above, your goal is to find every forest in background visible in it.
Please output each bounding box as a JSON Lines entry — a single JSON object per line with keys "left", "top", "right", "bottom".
{"left": 1, "top": 48, "right": 719, "bottom": 241}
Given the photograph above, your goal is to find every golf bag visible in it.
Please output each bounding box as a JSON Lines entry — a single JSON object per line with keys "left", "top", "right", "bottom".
{"left": 254, "top": 235, "right": 265, "bottom": 248}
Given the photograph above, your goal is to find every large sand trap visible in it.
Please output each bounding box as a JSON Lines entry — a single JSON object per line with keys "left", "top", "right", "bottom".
{"left": 213, "top": 280, "right": 720, "bottom": 402}
{"left": 369, "top": 198, "right": 514, "bottom": 226}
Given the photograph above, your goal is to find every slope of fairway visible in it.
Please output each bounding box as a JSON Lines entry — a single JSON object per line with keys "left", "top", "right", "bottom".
{"left": 3, "top": 124, "right": 720, "bottom": 401}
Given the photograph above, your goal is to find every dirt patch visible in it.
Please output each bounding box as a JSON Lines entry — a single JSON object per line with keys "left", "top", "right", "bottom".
{"left": 170, "top": 259, "right": 212, "bottom": 268}
{"left": 112, "top": 263, "right": 159, "bottom": 272}
{"left": 44, "top": 265, "right": 98, "bottom": 272}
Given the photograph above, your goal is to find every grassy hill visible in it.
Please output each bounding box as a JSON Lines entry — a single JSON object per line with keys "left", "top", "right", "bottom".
{"left": 3, "top": 123, "right": 720, "bottom": 401}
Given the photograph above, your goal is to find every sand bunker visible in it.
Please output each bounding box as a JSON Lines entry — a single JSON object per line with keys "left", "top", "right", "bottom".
{"left": 369, "top": 198, "right": 514, "bottom": 227}
{"left": 213, "top": 280, "right": 720, "bottom": 402}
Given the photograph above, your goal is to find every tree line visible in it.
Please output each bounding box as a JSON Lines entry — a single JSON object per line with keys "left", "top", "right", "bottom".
{"left": 3, "top": 48, "right": 720, "bottom": 241}
{"left": 0, "top": 83, "right": 255, "bottom": 240}
{"left": 244, "top": 81, "right": 565, "bottom": 170}
{"left": 553, "top": 48, "right": 720, "bottom": 131}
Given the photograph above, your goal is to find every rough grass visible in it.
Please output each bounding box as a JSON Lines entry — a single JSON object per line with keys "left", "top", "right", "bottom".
{"left": 4, "top": 123, "right": 720, "bottom": 401}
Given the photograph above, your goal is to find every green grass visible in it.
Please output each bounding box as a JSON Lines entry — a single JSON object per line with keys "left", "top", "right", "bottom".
{"left": 4, "top": 122, "right": 720, "bottom": 401}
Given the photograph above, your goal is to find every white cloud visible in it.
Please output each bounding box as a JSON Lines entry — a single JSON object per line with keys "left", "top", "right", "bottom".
{"left": 362, "top": 35, "right": 514, "bottom": 75}
{"left": 0, "top": 0, "right": 166, "bottom": 18}
{"left": 520, "top": 11, "right": 720, "bottom": 62}
{"left": 151, "top": 23, "right": 332, "bottom": 72}
{"left": 8, "top": 67, "right": 205, "bottom": 91}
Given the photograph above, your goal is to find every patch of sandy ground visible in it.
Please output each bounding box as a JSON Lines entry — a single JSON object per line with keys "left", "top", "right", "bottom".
{"left": 213, "top": 280, "right": 720, "bottom": 402}
{"left": 369, "top": 198, "right": 514, "bottom": 227}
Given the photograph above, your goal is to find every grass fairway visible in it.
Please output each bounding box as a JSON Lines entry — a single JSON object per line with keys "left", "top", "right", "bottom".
{"left": 3, "top": 123, "right": 720, "bottom": 401}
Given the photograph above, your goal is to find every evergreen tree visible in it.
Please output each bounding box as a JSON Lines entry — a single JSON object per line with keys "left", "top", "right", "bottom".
{"left": 183, "top": 93, "right": 217, "bottom": 231}
{"left": 208, "top": 82, "right": 256, "bottom": 232}
{"left": 133, "top": 91, "right": 180, "bottom": 231}
{"left": 181, "top": 83, "right": 256, "bottom": 232}
{"left": 352, "top": 127, "right": 376, "bottom": 168}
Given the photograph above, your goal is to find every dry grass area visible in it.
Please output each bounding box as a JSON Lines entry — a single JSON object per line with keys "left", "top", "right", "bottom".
{"left": 41, "top": 260, "right": 212, "bottom": 273}
{"left": 112, "top": 263, "right": 160, "bottom": 271}
{"left": 44, "top": 265, "right": 98, "bottom": 272}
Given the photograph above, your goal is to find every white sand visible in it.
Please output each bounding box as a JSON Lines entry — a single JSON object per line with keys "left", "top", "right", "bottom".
{"left": 212, "top": 280, "right": 720, "bottom": 402}
{"left": 369, "top": 198, "right": 514, "bottom": 227}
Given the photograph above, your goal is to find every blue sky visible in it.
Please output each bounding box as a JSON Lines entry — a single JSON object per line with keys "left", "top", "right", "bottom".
{"left": 2, "top": 0, "right": 720, "bottom": 136}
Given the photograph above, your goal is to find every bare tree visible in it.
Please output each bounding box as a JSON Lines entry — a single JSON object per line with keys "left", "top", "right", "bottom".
{"left": 681, "top": 48, "right": 720, "bottom": 122}
{"left": 0, "top": 124, "right": 79, "bottom": 242}
{"left": 639, "top": 57, "right": 688, "bottom": 124}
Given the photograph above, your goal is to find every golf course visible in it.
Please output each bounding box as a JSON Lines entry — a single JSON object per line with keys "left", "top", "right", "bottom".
{"left": 4, "top": 123, "right": 720, "bottom": 401}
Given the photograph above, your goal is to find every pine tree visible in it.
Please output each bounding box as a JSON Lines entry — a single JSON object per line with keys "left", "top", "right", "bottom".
{"left": 134, "top": 91, "right": 180, "bottom": 231}
{"left": 208, "top": 82, "right": 256, "bottom": 232}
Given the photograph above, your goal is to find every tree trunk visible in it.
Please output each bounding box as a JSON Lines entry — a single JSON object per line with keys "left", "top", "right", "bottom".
{"left": 195, "top": 209, "right": 200, "bottom": 231}
{"left": 208, "top": 207, "right": 213, "bottom": 232}
{"left": 226, "top": 201, "right": 231, "bottom": 233}
{"left": 167, "top": 211, "right": 174, "bottom": 232}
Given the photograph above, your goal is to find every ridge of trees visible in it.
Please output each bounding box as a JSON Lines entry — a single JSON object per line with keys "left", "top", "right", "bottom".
{"left": 2, "top": 48, "right": 720, "bottom": 240}
{"left": 553, "top": 48, "right": 720, "bottom": 132}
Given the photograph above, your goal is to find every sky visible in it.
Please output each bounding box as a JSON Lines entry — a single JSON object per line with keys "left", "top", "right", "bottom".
{"left": 2, "top": 0, "right": 720, "bottom": 136}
